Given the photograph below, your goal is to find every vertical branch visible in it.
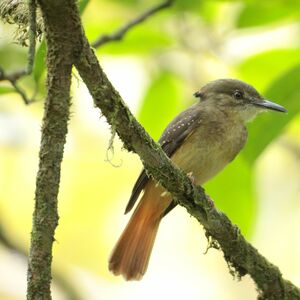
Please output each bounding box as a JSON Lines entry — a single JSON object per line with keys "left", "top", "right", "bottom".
{"left": 26, "top": 1, "right": 83, "bottom": 299}
{"left": 27, "top": 0, "right": 37, "bottom": 74}
{"left": 26, "top": 47, "right": 72, "bottom": 298}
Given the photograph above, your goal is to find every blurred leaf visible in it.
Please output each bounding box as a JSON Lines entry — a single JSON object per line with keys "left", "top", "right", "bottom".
{"left": 109, "top": 0, "right": 139, "bottom": 5}
{"left": 138, "top": 72, "right": 184, "bottom": 140}
{"left": 184, "top": 0, "right": 237, "bottom": 24}
{"left": 0, "top": 86, "right": 15, "bottom": 94}
{"left": 236, "top": 1, "right": 300, "bottom": 28}
{"left": 238, "top": 49, "right": 300, "bottom": 91}
{"left": 243, "top": 65, "right": 300, "bottom": 163}
{"left": 79, "top": 0, "right": 90, "bottom": 14}
{"left": 0, "top": 45, "right": 27, "bottom": 70}
{"left": 33, "top": 40, "right": 46, "bottom": 84}
{"left": 101, "top": 28, "right": 172, "bottom": 54}
{"left": 90, "top": 19, "right": 173, "bottom": 54}
{"left": 205, "top": 156, "right": 255, "bottom": 237}
{"left": 175, "top": 0, "right": 203, "bottom": 11}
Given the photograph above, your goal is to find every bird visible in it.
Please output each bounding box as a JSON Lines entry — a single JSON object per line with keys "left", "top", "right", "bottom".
{"left": 108, "top": 78, "right": 287, "bottom": 281}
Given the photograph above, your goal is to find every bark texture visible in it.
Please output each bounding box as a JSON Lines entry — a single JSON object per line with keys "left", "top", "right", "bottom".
{"left": 27, "top": 1, "right": 82, "bottom": 299}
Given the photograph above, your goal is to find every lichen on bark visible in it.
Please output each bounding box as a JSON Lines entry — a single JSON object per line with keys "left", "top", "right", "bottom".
{"left": 26, "top": 0, "right": 83, "bottom": 299}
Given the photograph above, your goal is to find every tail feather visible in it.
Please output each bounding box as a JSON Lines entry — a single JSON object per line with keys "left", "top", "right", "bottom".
{"left": 109, "top": 181, "right": 171, "bottom": 281}
{"left": 109, "top": 206, "right": 160, "bottom": 280}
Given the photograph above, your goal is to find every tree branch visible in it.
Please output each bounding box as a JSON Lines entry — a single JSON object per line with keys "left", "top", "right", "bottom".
{"left": 26, "top": 0, "right": 83, "bottom": 298}
{"left": 0, "top": 0, "right": 37, "bottom": 104}
{"left": 27, "top": 0, "right": 37, "bottom": 74}
{"left": 91, "top": 0, "right": 174, "bottom": 48}
{"left": 75, "top": 32, "right": 300, "bottom": 300}
{"left": 0, "top": 67, "right": 32, "bottom": 104}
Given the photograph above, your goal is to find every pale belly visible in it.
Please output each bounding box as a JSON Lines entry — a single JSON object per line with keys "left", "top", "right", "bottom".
{"left": 170, "top": 124, "right": 247, "bottom": 185}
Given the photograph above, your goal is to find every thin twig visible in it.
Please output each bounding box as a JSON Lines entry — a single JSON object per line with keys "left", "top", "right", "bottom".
{"left": 10, "top": 80, "right": 32, "bottom": 104}
{"left": 0, "top": 0, "right": 37, "bottom": 104}
{"left": 27, "top": 0, "right": 37, "bottom": 74}
{"left": 0, "top": 67, "right": 32, "bottom": 104}
{"left": 0, "top": 68, "right": 27, "bottom": 82}
{"left": 92, "top": 0, "right": 174, "bottom": 48}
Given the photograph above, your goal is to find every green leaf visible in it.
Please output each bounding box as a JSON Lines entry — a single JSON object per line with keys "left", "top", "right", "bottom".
{"left": 205, "top": 156, "right": 255, "bottom": 237}
{"left": 138, "top": 72, "right": 185, "bottom": 140}
{"left": 175, "top": 0, "right": 204, "bottom": 11}
{"left": 91, "top": 21, "right": 173, "bottom": 54}
{"left": 33, "top": 40, "right": 46, "bottom": 84}
{"left": 0, "top": 45, "right": 27, "bottom": 70}
{"left": 243, "top": 65, "right": 300, "bottom": 163}
{"left": 238, "top": 49, "right": 300, "bottom": 91}
{"left": 79, "top": 0, "right": 90, "bottom": 14}
{"left": 0, "top": 86, "right": 16, "bottom": 94}
{"left": 102, "top": 31, "right": 172, "bottom": 54}
{"left": 109, "top": 0, "right": 139, "bottom": 5}
{"left": 236, "top": 1, "right": 300, "bottom": 28}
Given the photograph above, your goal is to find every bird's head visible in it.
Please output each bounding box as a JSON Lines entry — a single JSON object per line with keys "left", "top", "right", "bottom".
{"left": 194, "top": 79, "right": 287, "bottom": 122}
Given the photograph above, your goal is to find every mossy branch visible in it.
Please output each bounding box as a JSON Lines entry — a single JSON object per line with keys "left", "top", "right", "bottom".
{"left": 75, "top": 33, "right": 300, "bottom": 300}
{"left": 26, "top": 0, "right": 83, "bottom": 299}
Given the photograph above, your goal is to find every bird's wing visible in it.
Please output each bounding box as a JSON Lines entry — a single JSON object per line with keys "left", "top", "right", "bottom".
{"left": 124, "top": 104, "right": 201, "bottom": 214}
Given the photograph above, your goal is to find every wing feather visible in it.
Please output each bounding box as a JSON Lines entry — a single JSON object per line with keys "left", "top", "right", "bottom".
{"left": 125, "top": 104, "right": 202, "bottom": 214}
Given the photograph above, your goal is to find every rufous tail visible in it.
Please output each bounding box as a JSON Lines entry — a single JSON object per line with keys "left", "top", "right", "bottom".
{"left": 109, "top": 182, "right": 170, "bottom": 280}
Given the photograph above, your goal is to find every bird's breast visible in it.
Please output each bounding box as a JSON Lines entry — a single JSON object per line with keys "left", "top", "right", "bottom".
{"left": 170, "top": 120, "right": 247, "bottom": 185}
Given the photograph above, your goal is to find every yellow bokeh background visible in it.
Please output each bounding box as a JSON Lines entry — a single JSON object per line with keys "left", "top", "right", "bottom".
{"left": 1, "top": 0, "right": 300, "bottom": 299}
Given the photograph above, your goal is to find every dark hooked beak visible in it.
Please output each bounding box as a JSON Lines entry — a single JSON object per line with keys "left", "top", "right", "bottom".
{"left": 253, "top": 99, "right": 287, "bottom": 113}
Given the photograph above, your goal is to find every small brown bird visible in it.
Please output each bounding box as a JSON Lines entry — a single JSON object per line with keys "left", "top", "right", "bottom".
{"left": 109, "top": 79, "right": 286, "bottom": 280}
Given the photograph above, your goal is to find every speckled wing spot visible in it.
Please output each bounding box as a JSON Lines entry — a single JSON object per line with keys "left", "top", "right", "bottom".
{"left": 125, "top": 104, "right": 203, "bottom": 214}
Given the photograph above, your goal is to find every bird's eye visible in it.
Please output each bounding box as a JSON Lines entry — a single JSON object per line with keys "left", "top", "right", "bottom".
{"left": 233, "top": 90, "right": 243, "bottom": 100}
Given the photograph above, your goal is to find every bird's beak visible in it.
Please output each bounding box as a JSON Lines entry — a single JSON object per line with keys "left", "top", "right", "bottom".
{"left": 253, "top": 99, "right": 287, "bottom": 113}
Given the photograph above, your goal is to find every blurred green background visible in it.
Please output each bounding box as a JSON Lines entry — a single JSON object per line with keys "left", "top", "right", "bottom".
{"left": 1, "top": 0, "right": 300, "bottom": 299}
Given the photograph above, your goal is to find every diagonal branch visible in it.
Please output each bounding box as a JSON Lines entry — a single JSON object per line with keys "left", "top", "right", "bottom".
{"left": 75, "top": 37, "right": 300, "bottom": 300}
{"left": 91, "top": 0, "right": 174, "bottom": 48}
{"left": 0, "top": 67, "right": 32, "bottom": 104}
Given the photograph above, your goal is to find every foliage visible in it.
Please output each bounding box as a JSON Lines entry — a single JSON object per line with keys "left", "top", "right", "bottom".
{"left": 1, "top": 0, "right": 300, "bottom": 235}
{"left": 0, "top": 0, "right": 300, "bottom": 298}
